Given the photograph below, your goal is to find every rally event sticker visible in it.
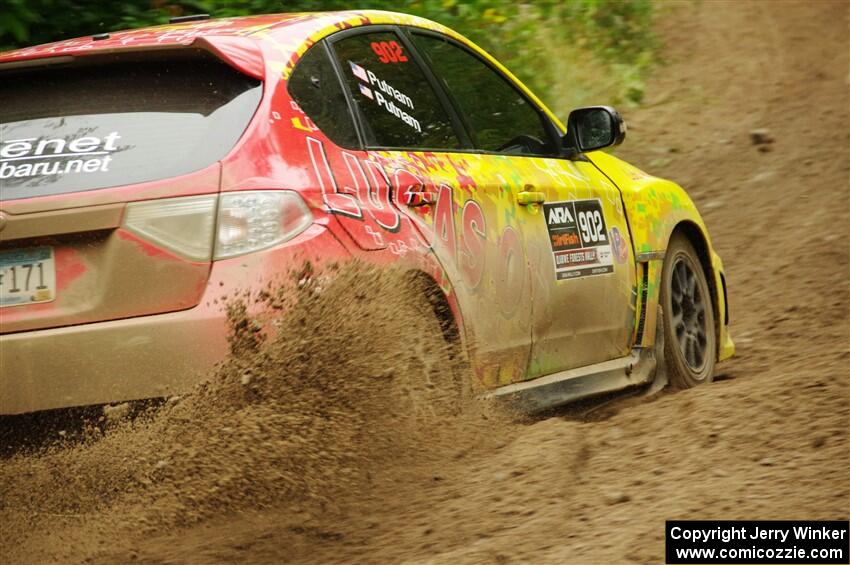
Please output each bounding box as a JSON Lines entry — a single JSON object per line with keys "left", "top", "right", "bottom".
{"left": 543, "top": 199, "right": 615, "bottom": 280}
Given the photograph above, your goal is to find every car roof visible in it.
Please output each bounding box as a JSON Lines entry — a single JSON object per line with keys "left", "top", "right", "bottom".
{"left": 0, "top": 10, "right": 457, "bottom": 64}
{"left": 0, "top": 10, "right": 564, "bottom": 131}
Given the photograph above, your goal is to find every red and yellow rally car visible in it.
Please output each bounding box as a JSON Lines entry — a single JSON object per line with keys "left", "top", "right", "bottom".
{"left": 0, "top": 11, "right": 733, "bottom": 415}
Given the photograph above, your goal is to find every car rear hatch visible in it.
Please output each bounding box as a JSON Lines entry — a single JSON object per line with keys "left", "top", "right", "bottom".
{"left": 0, "top": 47, "right": 263, "bottom": 333}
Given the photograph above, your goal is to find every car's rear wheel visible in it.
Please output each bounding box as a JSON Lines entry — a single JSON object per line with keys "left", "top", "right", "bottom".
{"left": 393, "top": 275, "right": 470, "bottom": 421}
{"left": 660, "top": 234, "right": 717, "bottom": 389}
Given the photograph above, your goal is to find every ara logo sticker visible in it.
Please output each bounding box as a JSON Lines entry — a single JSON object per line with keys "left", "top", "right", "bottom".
{"left": 543, "top": 199, "right": 615, "bottom": 280}
{"left": 547, "top": 204, "right": 575, "bottom": 226}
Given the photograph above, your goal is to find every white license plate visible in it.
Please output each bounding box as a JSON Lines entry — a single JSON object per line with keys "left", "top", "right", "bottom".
{"left": 0, "top": 247, "right": 56, "bottom": 307}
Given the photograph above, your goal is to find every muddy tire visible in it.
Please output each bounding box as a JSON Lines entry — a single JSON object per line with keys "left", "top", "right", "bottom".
{"left": 660, "top": 234, "right": 717, "bottom": 389}
{"left": 393, "top": 276, "right": 470, "bottom": 421}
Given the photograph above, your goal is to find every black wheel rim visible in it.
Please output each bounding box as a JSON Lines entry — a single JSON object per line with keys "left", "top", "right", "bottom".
{"left": 670, "top": 257, "right": 709, "bottom": 374}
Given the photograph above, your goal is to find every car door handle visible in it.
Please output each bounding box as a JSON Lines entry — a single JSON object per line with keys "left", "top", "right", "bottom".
{"left": 517, "top": 190, "right": 546, "bottom": 206}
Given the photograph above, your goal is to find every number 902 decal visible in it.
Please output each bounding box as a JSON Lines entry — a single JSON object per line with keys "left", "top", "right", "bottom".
{"left": 543, "top": 199, "right": 615, "bottom": 280}
{"left": 371, "top": 41, "right": 408, "bottom": 64}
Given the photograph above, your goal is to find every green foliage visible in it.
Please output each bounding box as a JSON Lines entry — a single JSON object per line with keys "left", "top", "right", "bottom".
{"left": 0, "top": 0, "right": 656, "bottom": 117}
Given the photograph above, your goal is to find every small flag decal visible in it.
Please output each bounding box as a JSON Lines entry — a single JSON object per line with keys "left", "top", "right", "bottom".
{"left": 359, "top": 83, "right": 374, "bottom": 99}
{"left": 349, "top": 61, "right": 369, "bottom": 83}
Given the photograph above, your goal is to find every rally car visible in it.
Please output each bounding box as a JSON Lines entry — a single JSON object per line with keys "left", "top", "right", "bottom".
{"left": 0, "top": 11, "right": 733, "bottom": 414}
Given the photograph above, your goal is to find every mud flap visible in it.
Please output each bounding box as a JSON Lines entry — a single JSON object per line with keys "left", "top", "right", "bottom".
{"left": 643, "top": 304, "right": 669, "bottom": 397}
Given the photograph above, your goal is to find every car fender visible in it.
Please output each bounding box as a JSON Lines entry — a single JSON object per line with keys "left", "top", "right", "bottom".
{"left": 587, "top": 151, "right": 734, "bottom": 361}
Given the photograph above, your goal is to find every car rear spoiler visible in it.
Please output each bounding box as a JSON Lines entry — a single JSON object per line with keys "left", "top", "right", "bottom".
{"left": 0, "top": 36, "right": 265, "bottom": 80}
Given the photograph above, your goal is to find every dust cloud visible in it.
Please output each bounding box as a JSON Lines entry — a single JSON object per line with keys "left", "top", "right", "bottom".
{"left": 0, "top": 262, "right": 509, "bottom": 562}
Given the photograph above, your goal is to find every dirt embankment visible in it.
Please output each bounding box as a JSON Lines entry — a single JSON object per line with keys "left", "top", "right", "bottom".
{"left": 1, "top": 1, "right": 848, "bottom": 563}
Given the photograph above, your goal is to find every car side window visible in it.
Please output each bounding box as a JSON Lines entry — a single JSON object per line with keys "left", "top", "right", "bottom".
{"left": 288, "top": 42, "right": 360, "bottom": 148}
{"left": 412, "top": 33, "right": 557, "bottom": 157}
{"left": 331, "top": 31, "right": 462, "bottom": 150}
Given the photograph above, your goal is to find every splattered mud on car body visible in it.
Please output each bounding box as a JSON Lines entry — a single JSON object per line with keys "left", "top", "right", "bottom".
{"left": 1, "top": 9, "right": 731, "bottom": 413}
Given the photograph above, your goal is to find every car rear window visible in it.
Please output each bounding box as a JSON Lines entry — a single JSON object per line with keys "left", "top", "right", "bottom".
{"left": 0, "top": 49, "right": 262, "bottom": 201}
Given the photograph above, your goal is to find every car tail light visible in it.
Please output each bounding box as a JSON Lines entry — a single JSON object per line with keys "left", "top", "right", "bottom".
{"left": 122, "top": 191, "right": 313, "bottom": 262}
{"left": 214, "top": 191, "right": 313, "bottom": 259}
{"left": 123, "top": 195, "right": 218, "bottom": 261}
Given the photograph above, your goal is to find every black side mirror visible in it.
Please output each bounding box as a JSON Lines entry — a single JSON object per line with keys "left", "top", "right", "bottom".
{"left": 563, "top": 106, "right": 626, "bottom": 154}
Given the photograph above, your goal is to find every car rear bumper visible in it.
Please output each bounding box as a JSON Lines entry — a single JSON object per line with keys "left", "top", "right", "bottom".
{"left": 0, "top": 223, "right": 351, "bottom": 415}
{"left": 0, "top": 304, "right": 227, "bottom": 415}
